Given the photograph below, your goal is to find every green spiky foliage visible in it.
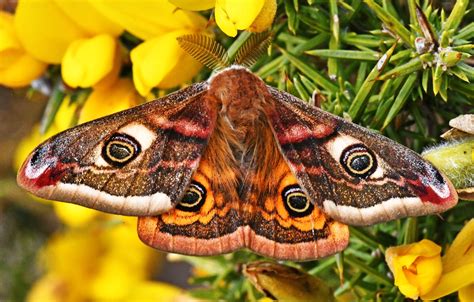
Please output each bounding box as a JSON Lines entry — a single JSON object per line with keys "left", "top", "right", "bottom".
{"left": 170, "top": 1, "right": 473, "bottom": 301}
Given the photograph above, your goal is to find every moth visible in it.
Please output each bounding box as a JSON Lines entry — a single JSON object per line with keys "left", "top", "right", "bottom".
{"left": 17, "top": 35, "right": 458, "bottom": 260}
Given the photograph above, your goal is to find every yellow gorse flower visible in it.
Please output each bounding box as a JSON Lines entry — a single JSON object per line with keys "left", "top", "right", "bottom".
{"left": 386, "top": 219, "right": 474, "bottom": 301}
{"left": 26, "top": 218, "right": 181, "bottom": 302}
{"left": 385, "top": 239, "right": 442, "bottom": 300}
{"left": 15, "top": 0, "right": 122, "bottom": 64}
{"left": 0, "top": 11, "right": 47, "bottom": 87}
{"left": 421, "top": 219, "right": 474, "bottom": 301}
{"left": 14, "top": 0, "right": 123, "bottom": 88}
{"left": 10, "top": 0, "right": 206, "bottom": 94}
{"left": 90, "top": 0, "right": 208, "bottom": 96}
{"left": 170, "top": 0, "right": 277, "bottom": 37}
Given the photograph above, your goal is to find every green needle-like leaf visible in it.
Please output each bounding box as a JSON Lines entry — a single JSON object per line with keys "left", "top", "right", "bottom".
{"left": 280, "top": 48, "right": 338, "bottom": 93}
{"left": 443, "top": 0, "right": 469, "bottom": 33}
{"left": 344, "top": 255, "right": 393, "bottom": 286}
{"left": 284, "top": 0, "right": 298, "bottom": 34}
{"left": 306, "top": 49, "right": 380, "bottom": 61}
{"left": 378, "top": 56, "right": 427, "bottom": 81}
{"left": 364, "top": 0, "right": 412, "bottom": 45}
{"left": 348, "top": 43, "right": 396, "bottom": 120}
{"left": 40, "top": 85, "right": 65, "bottom": 134}
{"left": 382, "top": 73, "right": 418, "bottom": 129}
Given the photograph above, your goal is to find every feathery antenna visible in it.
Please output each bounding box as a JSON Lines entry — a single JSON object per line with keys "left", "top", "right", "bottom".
{"left": 234, "top": 32, "right": 273, "bottom": 68}
{"left": 177, "top": 34, "right": 230, "bottom": 71}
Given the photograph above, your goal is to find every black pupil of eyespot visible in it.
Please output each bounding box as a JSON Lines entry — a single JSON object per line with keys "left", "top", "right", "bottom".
{"left": 282, "top": 185, "right": 314, "bottom": 218}
{"left": 102, "top": 133, "right": 140, "bottom": 167}
{"left": 340, "top": 144, "right": 377, "bottom": 178}
{"left": 350, "top": 154, "right": 370, "bottom": 171}
{"left": 109, "top": 143, "right": 131, "bottom": 160}
{"left": 288, "top": 195, "right": 307, "bottom": 210}
{"left": 176, "top": 181, "right": 206, "bottom": 212}
{"left": 433, "top": 168, "right": 445, "bottom": 184}
{"left": 182, "top": 190, "right": 200, "bottom": 204}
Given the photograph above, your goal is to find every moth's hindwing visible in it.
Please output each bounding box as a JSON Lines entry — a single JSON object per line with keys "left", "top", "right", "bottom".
{"left": 17, "top": 83, "right": 218, "bottom": 216}
{"left": 264, "top": 86, "right": 458, "bottom": 226}
{"left": 138, "top": 158, "right": 349, "bottom": 261}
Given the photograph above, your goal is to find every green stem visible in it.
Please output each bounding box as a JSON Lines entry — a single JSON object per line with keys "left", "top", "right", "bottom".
{"left": 344, "top": 255, "right": 393, "bottom": 286}
{"left": 403, "top": 217, "right": 419, "bottom": 244}
{"left": 349, "top": 227, "right": 381, "bottom": 250}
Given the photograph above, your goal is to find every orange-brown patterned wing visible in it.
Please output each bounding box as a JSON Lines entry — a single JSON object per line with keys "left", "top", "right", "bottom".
{"left": 138, "top": 157, "right": 348, "bottom": 260}
{"left": 245, "top": 159, "right": 349, "bottom": 261}
{"left": 138, "top": 156, "right": 245, "bottom": 255}
{"left": 138, "top": 120, "right": 245, "bottom": 256}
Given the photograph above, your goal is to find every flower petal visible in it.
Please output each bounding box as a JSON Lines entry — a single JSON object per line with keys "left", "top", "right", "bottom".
{"left": 385, "top": 239, "right": 442, "bottom": 300}
{"left": 157, "top": 48, "right": 203, "bottom": 89}
{"left": 0, "top": 12, "right": 47, "bottom": 87}
{"left": 421, "top": 219, "right": 474, "bottom": 300}
{"left": 215, "top": 0, "right": 264, "bottom": 37}
{"left": 131, "top": 30, "right": 202, "bottom": 95}
{"left": 0, "top": 12, "right": 21, "bottom": 52}
{"left": 53, "top": 0, "right": 123, "bottom": 36}
{"left": 170, "top": 0, "right": 216, "bottom": 11}
{"left": 62, "top": 35, "right": 116, "bottom": 88}
{"left": 14, "top": 0, "right": 88, "bottom": 63}
{"left": 54, "top": 203, "right": 101, "bottom": 227}
{"left": 459, "top": 284, "right": 474, "bottom": 302}
{"left": 248, "top": 0, "right": 277, "bottom": 33}
{"left": 0, "top": 53, "right": 47, "bottom": 87}
{"left": 90, "top": 0, "right": 207, "bottom": 40}
{"left": 443, "top": 219, "right": 474, "bottom": 273}
{"left": 79, "top": 78, "right": 142, "bottom": 124}
{"left": 421, "top": 263, "right": 474, "bottom": 300}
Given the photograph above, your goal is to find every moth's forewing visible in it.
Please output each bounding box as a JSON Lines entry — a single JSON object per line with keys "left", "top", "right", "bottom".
{"left": 265, "top": 86, "right": 458, "bottom": 225}
{"left": 17, "top": 83, "right": 218, "bottom": 216}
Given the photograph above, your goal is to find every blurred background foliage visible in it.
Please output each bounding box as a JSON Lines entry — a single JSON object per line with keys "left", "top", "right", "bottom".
{"left": 0, "top": 0, "right": 473, "bottom": 301}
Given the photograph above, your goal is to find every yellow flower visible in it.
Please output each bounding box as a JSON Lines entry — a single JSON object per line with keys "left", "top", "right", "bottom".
{"left": 385, "top": 239, "right": 442, "bottom": 299}
{"left": 169, "top": 0, "right": 216, "bottom": 11}
{"left": 421, "top": 219, "right": 474, "bottom": 301}
{"left": 248, "top": 0, "right": 278, "bottom": 33}
{"left": 14, "top": 0, "right": 123, "bottom": 88}
{"left": 171, "top": 0, "right": 277, "bottom": 37}
{"left": 27, "top": 218, "right": 169, "bottom": 301}
{"left": 89, "top": 0, "right": 207, "bottom": 95}
{"left": 131, "top": 30, "right": 203, "bottom": 96}
{"left": 79, "top": 78, "right": 143, "bottom": 123}
{"left": 61, "top": 34, "right": 119, "bottom": 89}
{"left": 0, "top": 11, "right": 47, "bottom": 87}
{"left": 385, "top": 220, "right": 474, "bottom": 301}
{"left": 91, "top": 0, "right": 207, "bottom": 40}
{"left": 14, "top": 0, "right": 121, "bottom": 64}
